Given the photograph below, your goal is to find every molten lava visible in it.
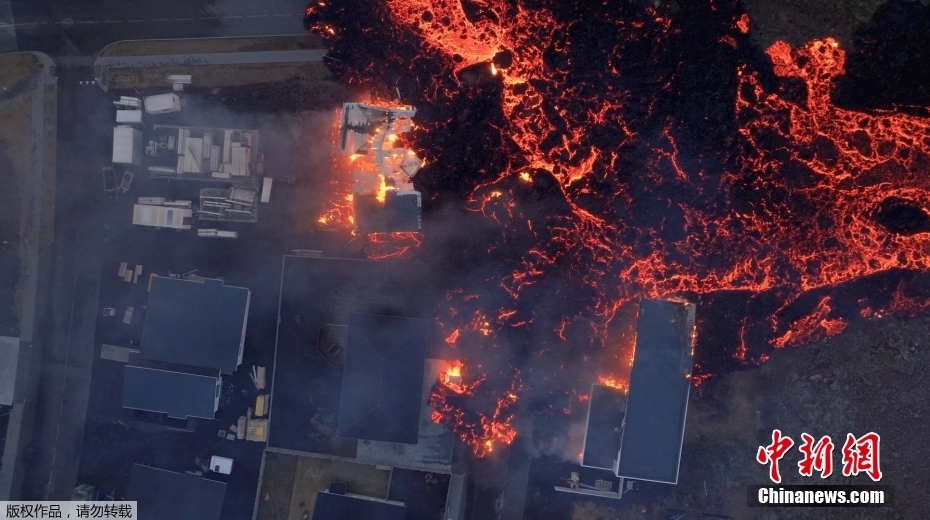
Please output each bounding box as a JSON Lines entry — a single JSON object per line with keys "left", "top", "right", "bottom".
{"left": 429, "top": 360, "right": 519, "bottom": 456}
{"left": 306, "top": 0, "right": 930, "bottom": 456}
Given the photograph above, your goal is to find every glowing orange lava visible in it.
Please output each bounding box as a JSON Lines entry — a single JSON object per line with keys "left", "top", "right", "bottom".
{"left": 308, "top": 0, "right": 930, "bottom": 457}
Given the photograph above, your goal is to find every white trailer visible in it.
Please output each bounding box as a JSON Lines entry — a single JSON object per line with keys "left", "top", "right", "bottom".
{"left": 132, "top": 204, "right": 192, "bottom": 230}
{"left": 112, "top": 126, "right": 143, "bottom": 165}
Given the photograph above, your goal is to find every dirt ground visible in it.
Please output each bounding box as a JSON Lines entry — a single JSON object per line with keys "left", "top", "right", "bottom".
{"left": 0, "top": 53, "right": 36, "bottom": 92}
{"left": 0, "top": 94, "right": 34, "bottom": 330}
{"left": 254, "top": 450, "right": 393, "bottom": 520}
{"left": 0, "top": 54, "right": 56, "bottom": 332}
{"left": 107, "top": 61, "right": 336, "bottom": 92}
{"left": 99, "top": 35, "right": 325, "bottom": 57}
{"left": 572, "top": 315, "right": 929, "bottom": 520}
{"left": 740, "top": 0, "right": 924, "bottom": 48}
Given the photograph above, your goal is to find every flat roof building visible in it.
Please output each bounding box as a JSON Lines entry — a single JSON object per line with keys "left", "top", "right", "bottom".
{"left": 141, "top": 276, "right": 250, "bottom": 373}
{"left": 122, "top": 365, "right": 221, "bottom": 419}
{"left": 126, "top": 464, "right": 226, "bottom": 520}
{"left": 581, "top": 384, "right": 626, "bottom": 472}
{"left": 337, "top": 313, "right": 430, "bottom": 445}
{"left": 616, "top": 299, "right": 695, "bottom": 484}
{"left": 353, "top": 191, "right": 422, "bottom": 233}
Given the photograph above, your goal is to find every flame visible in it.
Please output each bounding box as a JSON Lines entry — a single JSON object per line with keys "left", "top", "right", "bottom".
{"left": 597, "top": 376, "right": 628, "bottom": 393}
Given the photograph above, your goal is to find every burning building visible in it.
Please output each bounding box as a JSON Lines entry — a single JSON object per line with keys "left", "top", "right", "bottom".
{"left": 581, "top": 299, "right": 695, "bottom": 485}
{"left": 340, "top": 102, "right": 423, "bottom": 234}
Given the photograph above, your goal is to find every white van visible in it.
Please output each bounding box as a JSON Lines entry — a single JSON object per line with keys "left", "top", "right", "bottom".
{"left": 143, "top": 93, "right": 181, "bottom": 115}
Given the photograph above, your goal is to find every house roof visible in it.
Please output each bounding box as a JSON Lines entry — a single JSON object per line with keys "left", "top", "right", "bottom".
{"left": 140, "top": 276, "right": 249, "bottom": 372}
{"left": 126, "top": 464, "right": 226, "bottom": 520}
{"left": 312, "top": 491, "right": 406, "bottom": 520}
{"left": 338, "top": 313, "right": 429, "bottom": 444}
{"left": 353, "top": 191, "right": 421, "bottom": 233}
{"left": 122, "top": 365, "right": 219, "bottom": 419}
{"left": 581, "top": 384, "right": 626, "bottom": 471}
{"left": 616, "top": 299, "right": 695, "bottom": 484}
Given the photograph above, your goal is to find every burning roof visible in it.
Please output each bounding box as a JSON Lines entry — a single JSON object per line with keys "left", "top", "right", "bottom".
{"left": 340, "top": 102, "right": 424, "bottom": 234}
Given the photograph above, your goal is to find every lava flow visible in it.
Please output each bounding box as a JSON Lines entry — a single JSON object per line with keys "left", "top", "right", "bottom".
{"left": 429, "top": 360, "right": 519, "bottom": 456}
{"left": 307, "top": 0, "right": 930, "bottom": 456}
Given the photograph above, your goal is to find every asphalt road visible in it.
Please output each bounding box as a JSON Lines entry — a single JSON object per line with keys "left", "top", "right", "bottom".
{"left": 1, "top": 0, "right": 325, "bottom": 503}
{"left": 8, "top": 0, "right": 309, "bottom": 56}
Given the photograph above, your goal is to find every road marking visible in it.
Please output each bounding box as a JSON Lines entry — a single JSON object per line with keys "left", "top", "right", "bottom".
{"left": 126, "top": 19, "right": 145, "bottom": 23}
{"left": 273, "top": 14, "right": 293, "bottom": 17}
{"left": 248, "top": 14, "right": 266, "bottom": 18}
{"left": 103, "top": 20, "right": 121, "bottom": 24}
{"left": 176, "top": 17, "right": 194, "bottom": 21}
{"left": 151, "top": 18, "right": 169, "bottom": 22}
{"left": 223, "top": 15, "right": 243, "bottom": 19}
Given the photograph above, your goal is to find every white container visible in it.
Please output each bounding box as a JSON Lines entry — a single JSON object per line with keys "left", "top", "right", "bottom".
{"left": 209, "top": 456, "right": 233, "bottom": 474}
{"left": 261, "top": 177, "right": 273, "bottom": 203}
{"left": 116, "top": 110, "right": 143, "bottom": 124}
{"left": 112, "top": 126, "right": 142, "bottom": 165}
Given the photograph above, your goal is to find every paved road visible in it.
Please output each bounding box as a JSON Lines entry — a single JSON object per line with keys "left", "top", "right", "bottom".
{"left": 0, "top": 0, "right": 327, "bottom": 503}
{"left": 7, "top": 0, "right": 309, "bottom": 57}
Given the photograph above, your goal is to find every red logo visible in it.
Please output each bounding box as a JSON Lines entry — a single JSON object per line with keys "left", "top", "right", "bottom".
{"left": 757, "top": 430, "right": 882, "bottom": 483}
{"left": 797, "top": 433, "right": 834, "bottom": 478}
{"left": 756, "top": 429, "right": 794, "bottom": 484}
{"left": 841, "top": 432, "right": 882, "bottom": 481}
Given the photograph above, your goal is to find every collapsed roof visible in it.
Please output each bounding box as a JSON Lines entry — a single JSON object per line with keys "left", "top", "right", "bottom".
{"left": 340, "top": 103, "right": 423, "bottom": 233}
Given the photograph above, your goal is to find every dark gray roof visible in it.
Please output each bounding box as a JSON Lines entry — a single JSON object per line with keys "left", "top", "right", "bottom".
{"left": 313, "top": 491, "right": 406, "bottom": 520}
{"left": 581, "top": 384, "right": 626, "bottom": 471}
{"left": 141, "top": 276, "right": 249, "bottom": 372}
{"left": 126, "top": 464, "right": 226, "bottom": 520}
{"left": 617, "top": 299, "right": 694, "bottom": 484}
{"left": 354, "top": 191, "right": 421, "bottom": 233}
{"left": 338, "top": 313, "right": 429, "bottom": 444}
{"left": 122, "top": 366, "right": 219, "bottom": 419}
